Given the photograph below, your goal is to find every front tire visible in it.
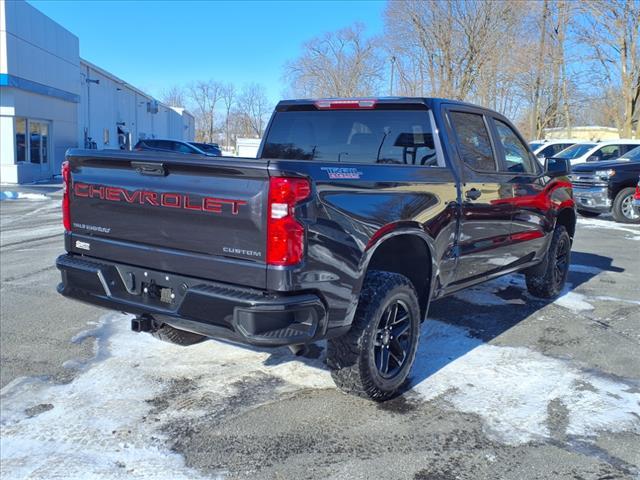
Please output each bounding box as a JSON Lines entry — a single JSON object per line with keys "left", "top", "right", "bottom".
{"left": 577, "top": 209, "right": 600, "bottom": 218}
{"left": 327, "top": 271, "right": 421, "bottom": 401}
{"left": 612, "top": 187, "right": 640, "bottom": 224}
{"left": 525, "top": 225, "right": 571, "bottom": 299}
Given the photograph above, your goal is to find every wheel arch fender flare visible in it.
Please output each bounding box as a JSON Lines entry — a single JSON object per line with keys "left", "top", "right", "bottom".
{"left": 349, "top": 223, "right": 437, "bottom": 323}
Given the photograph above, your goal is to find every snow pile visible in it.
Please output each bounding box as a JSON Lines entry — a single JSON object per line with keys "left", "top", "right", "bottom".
{"left": 412, "top": 321, "right": 640, "bottom": 444}
{"left": 577, "top": 217, "right": 640, "bottom": 240}
{"left": 0, "top": 313, "right": 332, "bottom": 479}
{"left": 0, "top": 191, "right": 49, "bottom": 201}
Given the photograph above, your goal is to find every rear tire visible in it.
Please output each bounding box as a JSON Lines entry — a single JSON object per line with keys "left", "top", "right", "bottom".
{"left": 611, "top": 187, "right": 640, "bottom": 224}
{"left": 577, "top": 209, "right": 600, "bottom": 218}
{"left": 327, "top": 271, "right": 421, "bottom": 401}
{"left": 525, "top": 225, "right": 571, "bottom": 299}
{"left": 152, "top": 324, "right": 207, "bottom": 346}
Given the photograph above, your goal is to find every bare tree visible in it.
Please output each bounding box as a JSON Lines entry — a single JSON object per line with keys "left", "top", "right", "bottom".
{"left": 530, "top": 0, "right": 550, "bottom": 138}
{"left": 220, "top": 82, "right": 236, "bottom": 150}
{"left": 579, "top": 0, "right": 640, "bottom": 138}
{"left": 188, "top": 80, "right": 222, "bottom": 142}
{"left": 384, "top": 0, "right": 521, "bottom": 101}
{"left": 237, "top": 83, "right": 270, "bottom": 137}
{"left": 160, "top": 85, "right": 186, "bottom": 108}
{"left": 284, "top": 23, "right": 384, "bottom": 97}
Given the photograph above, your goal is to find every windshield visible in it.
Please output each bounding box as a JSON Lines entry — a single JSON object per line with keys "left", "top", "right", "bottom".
{"left": 529, "top": 142, "right": 544, "bottom": 152}
{"left": 554, "top": 143, "right": 596, "bottom": 159}
{"left": 262, "top": 109, "right": 442, "bottom": 166}
{"left": 619, "top": 145, "right": 640, "bottom": 161}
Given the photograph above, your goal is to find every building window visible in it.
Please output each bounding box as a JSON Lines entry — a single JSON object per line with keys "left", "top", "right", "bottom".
{"left": 15, "top": 118, "right": 50, "bottom": 164}
{"left": 30, "top": 121, "right": 42, "bottom": 163}
{"left": 16, "top": 118, "right": 27, "bottom": 162}
{"left": 103, "top": 128, "right": 110, "bottom": 145}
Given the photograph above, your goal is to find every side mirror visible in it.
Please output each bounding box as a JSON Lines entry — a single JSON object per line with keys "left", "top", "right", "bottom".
{"left": 544, "top": 157, "right": 571, "bottom": 177}
{"left": 586, "top": 155, "right": 600, "bottom": 162}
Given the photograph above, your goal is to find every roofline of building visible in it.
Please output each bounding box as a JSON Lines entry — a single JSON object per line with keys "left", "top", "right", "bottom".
{"left": 79, "top": 57, "right": 193, "bottom": 119}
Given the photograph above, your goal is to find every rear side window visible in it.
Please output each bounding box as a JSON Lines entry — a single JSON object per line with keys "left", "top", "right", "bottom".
{"left": 262, "top": 110, "right": 444, "bottom": 166}
{"left": 595, "top": 144, "right": 623, "bottom": 161}
{"left": 539, "top": 143, "right": 573, "bottom": 158}
{"left": 494, "top": 119, "right": 536, "bottom": 174}
{"left": 173, "top": 142, "right": 195, "bottom": 154}
{"left": 449, "top": 111, "right": 496, "bottom": 171}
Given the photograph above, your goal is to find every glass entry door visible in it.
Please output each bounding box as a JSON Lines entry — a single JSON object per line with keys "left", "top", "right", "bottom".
{"left": 29, "top": 121, "right": 51, "bottom": 176}
{"left": 16, "top": 118, "right": 51, "bottom": 176}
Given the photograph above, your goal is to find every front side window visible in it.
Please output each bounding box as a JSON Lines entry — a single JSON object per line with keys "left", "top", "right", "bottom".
{"left": 262, "top": 109, "right": 443, "bottom": 166}
{"left": 494, "top": 119, "right": 535, "bottom": 174}
{"left": 449, "top": 111, "right": 496, "bottom": 171}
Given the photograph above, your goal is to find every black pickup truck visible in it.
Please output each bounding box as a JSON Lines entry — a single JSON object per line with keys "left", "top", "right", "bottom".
{"left": 57, "top": 98, "right": 576, "bottom": 400}
{"left": 571, "top": 146, "right": 640, "bottom": 223}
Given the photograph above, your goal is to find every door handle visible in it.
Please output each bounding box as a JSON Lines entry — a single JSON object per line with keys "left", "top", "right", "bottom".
{"left": 465, "top": 188, "right": 482, "bottom": 201}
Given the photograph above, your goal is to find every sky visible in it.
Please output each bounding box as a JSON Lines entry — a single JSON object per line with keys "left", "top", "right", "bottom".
{"left": 28, "top": 0, "right": 386, "bottom": 104}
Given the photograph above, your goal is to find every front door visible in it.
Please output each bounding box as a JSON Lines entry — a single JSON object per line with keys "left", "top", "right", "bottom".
{"left": 488, "top": 116, "right": 549, "bottom": 264}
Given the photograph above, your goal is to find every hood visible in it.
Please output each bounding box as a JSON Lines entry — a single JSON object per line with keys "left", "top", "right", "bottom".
{"left": 571, "top": 158, "right": 636, "bottom": 172}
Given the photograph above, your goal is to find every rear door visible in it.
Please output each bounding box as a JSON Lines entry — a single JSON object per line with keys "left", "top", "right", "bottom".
{"left": 67, "top": 151, "right": 270, "bottom": 288}
{"left": 444, "top": 107, "right": 515, "bottom": 282}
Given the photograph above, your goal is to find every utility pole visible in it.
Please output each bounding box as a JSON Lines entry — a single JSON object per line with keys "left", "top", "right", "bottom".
{"left": 389, "top": 56, "right": 397, "bottom": 96}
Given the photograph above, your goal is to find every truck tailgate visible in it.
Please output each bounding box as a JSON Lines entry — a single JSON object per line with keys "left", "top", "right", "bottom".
{"left": 66, "top": 151, "right": 269, "bottom": 289}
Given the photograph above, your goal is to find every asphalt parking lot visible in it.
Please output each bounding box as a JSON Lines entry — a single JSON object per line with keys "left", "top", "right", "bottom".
{"left": 1, "top": 192, "right": 639, "bottom": 480}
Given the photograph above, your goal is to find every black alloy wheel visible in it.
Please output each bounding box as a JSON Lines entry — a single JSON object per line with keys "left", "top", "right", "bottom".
{"left": 374, "top": 300, "right": 412, "bottom": 379}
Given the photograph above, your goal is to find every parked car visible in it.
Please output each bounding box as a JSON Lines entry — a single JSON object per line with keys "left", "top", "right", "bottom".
{"left": 553, "top": 139, "right": 640, "bottom": 166}
{"left": 571, "top": 145, "right": 640, "bottom": 223}
{"left": 134, "top": 139, "right": 221, "bottom": 156}
{"left": 57, "top": 97, "right": 576, "bottom": 400}
{"left": 529, "top": 139, "right": 576, "bottom": 162}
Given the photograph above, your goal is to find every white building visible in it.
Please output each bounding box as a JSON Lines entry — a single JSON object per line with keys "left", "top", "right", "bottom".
{"left": 0, "top": 0, "right": 194, "bottom": 184}
{"left": 235, "top": 137, "right": 261, "bottom": 158}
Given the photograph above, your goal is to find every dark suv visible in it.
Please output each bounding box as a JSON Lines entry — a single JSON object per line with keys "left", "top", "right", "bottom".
{"left": 134, "top": 139, "right": 221, "bottom": 156}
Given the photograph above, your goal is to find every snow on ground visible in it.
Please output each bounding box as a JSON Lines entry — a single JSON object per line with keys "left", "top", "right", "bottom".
{"left": 2, "top": 273, "right": 639, "bottom": 478}
{"left": 0, "top": 192, "right": 49, "bottom": 201}
{"left": 577, "top": 216, "right": 640, "bottom": 240}
{"left": 553, "top": 286, "right": 595, "bottom": 312}
{"left": 412, "top": 321, "right": 639, "bottom": 445}
{"left": 452, "top": 274, "right": 528, "bottom": 306}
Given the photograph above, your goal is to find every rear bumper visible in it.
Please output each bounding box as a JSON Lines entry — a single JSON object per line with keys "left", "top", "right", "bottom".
{"left": 573, "top": 185, "right": 611, "bottom": 213}
{"left": 56, "top": 254, "right": 331, "bottom": 347}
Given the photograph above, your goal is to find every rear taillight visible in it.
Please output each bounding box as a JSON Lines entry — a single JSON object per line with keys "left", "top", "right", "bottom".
{"left": 267, "top": 177, "right": 311, "bottom": 266}
{"left": 61, "top": 161, "right": 71, "bottom": 231}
